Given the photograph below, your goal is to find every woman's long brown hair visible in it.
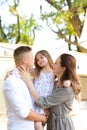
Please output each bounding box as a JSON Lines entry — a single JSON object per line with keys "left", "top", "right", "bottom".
{"left": 60, "top": 53, "right": 82, "bottom": 101}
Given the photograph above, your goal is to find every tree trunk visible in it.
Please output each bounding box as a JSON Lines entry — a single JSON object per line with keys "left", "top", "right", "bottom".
{"left": 78, "top": 8, "right": 87, "bottom": 46}
{"left": 16, "top": 14, "right": 20, "bottom": 43}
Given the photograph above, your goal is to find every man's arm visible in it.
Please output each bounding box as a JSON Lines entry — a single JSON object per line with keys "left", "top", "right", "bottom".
{"left": 25, "top": 109, "right": 47, "bottom": 122}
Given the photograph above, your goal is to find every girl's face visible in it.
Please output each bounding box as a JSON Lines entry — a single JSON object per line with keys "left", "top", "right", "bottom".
{"left": 53, "top": 57, "right": 65, "bottom": 77}
{"left": 36, "top": 53, "right": 48, "bottom": 67}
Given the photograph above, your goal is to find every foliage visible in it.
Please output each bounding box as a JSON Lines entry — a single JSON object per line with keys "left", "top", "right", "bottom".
{"left": 0, "top": 0, "right": 87, "bottom": 52}
{"left": 6, "top": 15, "right": 40, "bottom": 44}
{"left": 41, "top": 0, "right": 87, "bottom": 52}
{"left": 0, "top": 0, "right": 41, "bottom": 45}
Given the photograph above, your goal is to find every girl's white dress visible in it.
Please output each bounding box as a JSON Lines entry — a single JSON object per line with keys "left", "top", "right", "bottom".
{"left": 33, "top": 71, "right": 54, "bottom": 114}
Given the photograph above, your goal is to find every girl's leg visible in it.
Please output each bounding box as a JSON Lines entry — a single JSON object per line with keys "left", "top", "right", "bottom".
{"left": 34, "top": 121, "right": 44, "bottom": 130}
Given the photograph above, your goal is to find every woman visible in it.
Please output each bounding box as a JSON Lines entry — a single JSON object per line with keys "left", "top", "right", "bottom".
{"left": 18, "top": 53, "right": 82, "bottom": 130}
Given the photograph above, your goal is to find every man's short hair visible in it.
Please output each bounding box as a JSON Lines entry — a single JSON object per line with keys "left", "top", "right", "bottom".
{"left": 13, "top": 46, "right": 32, "bottom": 64}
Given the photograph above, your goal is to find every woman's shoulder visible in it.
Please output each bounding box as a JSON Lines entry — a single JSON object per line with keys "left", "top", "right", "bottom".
{"left": 55, "top": 85, "right": 74, "bottom": 95}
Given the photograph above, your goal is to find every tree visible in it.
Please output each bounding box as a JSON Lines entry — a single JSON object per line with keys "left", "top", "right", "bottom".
{"left": 0, "top": 0, "right": 40, "bottom": 45}
{"left": 40, "top": 0, "right": 87, "bottom": 52}
{"left": 0, "top": 0, "right": 87, "bottom": 52}
{"left": 0, "top": 16, "right": 8, "bottom": 42}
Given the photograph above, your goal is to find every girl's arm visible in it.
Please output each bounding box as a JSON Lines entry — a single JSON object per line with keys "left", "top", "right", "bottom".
{"left": 18, "top": 66, "right": 39, "bottom": 101}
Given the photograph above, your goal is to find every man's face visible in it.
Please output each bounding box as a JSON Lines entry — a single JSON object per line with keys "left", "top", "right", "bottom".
{"left": 24, "top": 51, "right": 34, "bottom": 70}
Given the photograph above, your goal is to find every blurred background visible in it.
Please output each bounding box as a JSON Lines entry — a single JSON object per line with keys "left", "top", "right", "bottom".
{"left": 0, "top": 0, "right": 87, "bottom": 130}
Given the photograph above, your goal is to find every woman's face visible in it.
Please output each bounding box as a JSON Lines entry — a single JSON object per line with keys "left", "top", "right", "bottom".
{"left": 53, "top": 56, "right": 65, "bottom": 77}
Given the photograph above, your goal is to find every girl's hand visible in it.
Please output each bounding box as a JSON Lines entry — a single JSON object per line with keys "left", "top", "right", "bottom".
{"left": 18, "top": 66, "right": 33, "bottom": 85}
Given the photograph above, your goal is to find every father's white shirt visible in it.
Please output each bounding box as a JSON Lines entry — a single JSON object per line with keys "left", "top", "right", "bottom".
{"left": 3, "top": 69, "right": 35, "bottom": 130}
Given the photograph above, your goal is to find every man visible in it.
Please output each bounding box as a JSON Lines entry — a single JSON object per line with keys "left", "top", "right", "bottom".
{"left": 3, "top": 46, "right": 46, "bottom": 130}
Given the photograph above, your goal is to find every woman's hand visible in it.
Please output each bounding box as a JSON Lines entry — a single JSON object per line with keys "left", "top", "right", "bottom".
{"left": 63, "top": 80, "right": 71, "bottom": 88}
{"left": 4, "top": 70, "right": 13, "bottom": 80}
{"left": 44, "top": 109, "right": 50, "bottom": 117}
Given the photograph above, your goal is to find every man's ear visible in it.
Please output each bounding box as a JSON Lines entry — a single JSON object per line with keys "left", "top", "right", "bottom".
{"left": 22, "top": 58, "right": 27, "bottom": 64}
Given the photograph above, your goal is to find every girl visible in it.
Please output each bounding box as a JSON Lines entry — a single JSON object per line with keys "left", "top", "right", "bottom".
{"left": 30, "top": 50, "right": 54, "bottom": 130}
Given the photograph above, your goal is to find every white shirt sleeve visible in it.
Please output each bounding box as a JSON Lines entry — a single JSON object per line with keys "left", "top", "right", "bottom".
{"left": 3, "top": 75, "right": 31, "bottom": 119}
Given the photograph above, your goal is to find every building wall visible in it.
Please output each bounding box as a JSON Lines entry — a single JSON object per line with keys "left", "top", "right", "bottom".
{"left": 0, "top": 56, "right": 14, "bottom": 114}
{"left": 79, "top": 75, "right": 87, "bottom": 100}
